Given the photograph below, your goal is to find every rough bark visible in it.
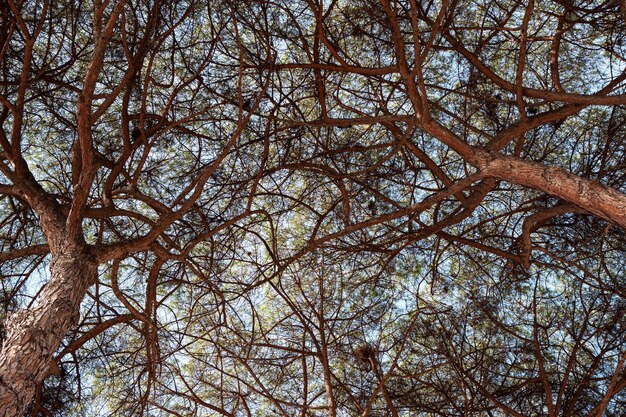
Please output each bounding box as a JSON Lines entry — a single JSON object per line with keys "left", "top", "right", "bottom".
{"left": 0, "top": 249, "right": 97, "bottom": 417}
{"left": 476, "top": 151, "right": 626, "bottom": 229}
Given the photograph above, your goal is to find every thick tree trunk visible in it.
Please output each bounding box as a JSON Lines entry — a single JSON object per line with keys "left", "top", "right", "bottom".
{"left": 0, "top": 250, "right": 96, "bottom": 417}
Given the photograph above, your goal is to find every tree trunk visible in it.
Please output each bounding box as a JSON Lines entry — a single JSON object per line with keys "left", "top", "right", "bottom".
{"left": 0, "top": 250, "right": 97, "bottom": 417}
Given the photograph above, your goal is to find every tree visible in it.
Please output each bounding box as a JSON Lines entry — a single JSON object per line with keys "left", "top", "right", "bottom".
{"left": 0, "top": 0, "right": 625, "bottom": 416}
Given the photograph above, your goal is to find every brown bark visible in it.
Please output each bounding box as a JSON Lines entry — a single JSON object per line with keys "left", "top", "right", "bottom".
{"left": 517, "top": 203, "right": 587, "bottom": 269}
{"left": 475, "top": 151, "right": 626, "bottom": 229}
{"left": 0, "top": 248, "right": 97, "bottom": 417}
{"left": 424, "top": 120, "right": 626, "bottom": 229}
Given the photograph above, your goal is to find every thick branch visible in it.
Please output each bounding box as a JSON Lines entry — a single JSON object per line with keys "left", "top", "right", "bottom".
{"left": 476, "top": 151, "right": 626, "bottom": 228}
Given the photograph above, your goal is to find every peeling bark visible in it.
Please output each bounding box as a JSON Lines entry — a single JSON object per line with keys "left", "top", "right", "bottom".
{"left": 0, "top": 249, "right": 96, "bottom": 417}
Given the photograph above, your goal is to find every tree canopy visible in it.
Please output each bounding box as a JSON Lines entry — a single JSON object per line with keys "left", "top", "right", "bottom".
{"left": 0, "top": 0, "right": 625, "bottom": 416}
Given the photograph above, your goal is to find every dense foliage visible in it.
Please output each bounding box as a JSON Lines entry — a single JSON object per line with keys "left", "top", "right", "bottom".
{"left": 0, "top": 0, "right": 625, "bottom": 416}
